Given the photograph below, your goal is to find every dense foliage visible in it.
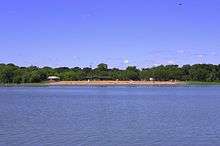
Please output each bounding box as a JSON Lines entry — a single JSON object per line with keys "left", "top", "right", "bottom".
{"left": 0, "top": 63, "right": 220, "bottom": 84}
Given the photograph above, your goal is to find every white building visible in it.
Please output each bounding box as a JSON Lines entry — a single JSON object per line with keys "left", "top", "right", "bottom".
{"left": 149, "top": 78, "right": 154, "bottom": 81}
{"left": 48, "top": 76, "right": 60, "bottom": 81}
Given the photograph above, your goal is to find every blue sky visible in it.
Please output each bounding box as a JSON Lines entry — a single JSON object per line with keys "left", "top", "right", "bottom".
{"left": 0, "top": 0, "right": 220, "bottom": 68}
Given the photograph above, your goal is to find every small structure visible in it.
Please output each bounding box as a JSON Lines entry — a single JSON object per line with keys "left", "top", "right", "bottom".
{"left": 149, "top": 78, "right": 154, "bottom": 81}
{"left": 48, "top": 76, "right": 60, "bottom": 81}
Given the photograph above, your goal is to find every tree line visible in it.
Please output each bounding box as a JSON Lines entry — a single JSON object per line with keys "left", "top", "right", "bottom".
{"left": 0, "top": 63, "right": 220, "bottom": 84}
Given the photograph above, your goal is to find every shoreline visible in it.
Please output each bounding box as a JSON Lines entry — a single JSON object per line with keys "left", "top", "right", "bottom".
{"left": 2, "top": 81, "right": 220, "bottom": 87}
{"left": 48, "top": 80, "right": 184, "bottom": 86}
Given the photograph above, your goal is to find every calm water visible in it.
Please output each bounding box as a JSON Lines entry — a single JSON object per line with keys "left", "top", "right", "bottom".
{"left": 0, "top": 85, "right": 220, "bottom": 146}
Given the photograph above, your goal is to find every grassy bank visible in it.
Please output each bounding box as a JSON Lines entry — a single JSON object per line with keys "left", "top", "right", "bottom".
{"left": 1, "top": 81, "right": 220, "bottom": 87}
{"left": 0, "top": 83, "right": 49, "bottom": 87}
{"left": 185, "top": 81, "right": 220, "bottom": 85}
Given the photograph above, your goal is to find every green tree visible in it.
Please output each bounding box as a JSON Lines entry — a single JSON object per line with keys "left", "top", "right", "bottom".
{"left": 125, "top": 66, "right": 140, "bottom": 80}
{"left": 97, "top": 63, "right": 108, "bottom": 71}
{"left": 0, "top": 66, "right": 16, "bottom": 83}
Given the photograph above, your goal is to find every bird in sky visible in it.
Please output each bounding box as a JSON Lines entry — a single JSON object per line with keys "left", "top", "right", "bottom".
{"left": 177, "top": 2, "right": 184, "bottom": 6}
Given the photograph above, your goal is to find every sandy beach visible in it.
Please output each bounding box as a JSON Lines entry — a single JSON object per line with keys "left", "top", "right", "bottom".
{"left": 48, "top": 80, "right": 183, "bottom": 86}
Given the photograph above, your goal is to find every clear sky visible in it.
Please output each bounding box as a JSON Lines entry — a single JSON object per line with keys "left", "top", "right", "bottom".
{"left": 0, "top": 0, "right": 220, "bottom": 68}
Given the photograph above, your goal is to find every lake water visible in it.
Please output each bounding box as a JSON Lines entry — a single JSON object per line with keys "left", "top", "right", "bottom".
{"left": 0, "top": 85, "right": 220, "bottom": 146}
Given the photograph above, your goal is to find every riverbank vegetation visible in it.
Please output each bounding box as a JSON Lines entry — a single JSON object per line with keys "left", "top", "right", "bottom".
{"left": 0, "top": 63, "right": 220, "bottom": 84}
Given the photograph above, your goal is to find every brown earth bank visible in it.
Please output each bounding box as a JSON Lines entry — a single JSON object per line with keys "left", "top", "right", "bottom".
{"left": 48, "top": 80, "right": 184, "bottom": 86}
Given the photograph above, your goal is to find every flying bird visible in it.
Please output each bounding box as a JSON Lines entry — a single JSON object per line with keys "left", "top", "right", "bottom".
{"left": 177, "top": 2, "right": 184, "bottom": 6}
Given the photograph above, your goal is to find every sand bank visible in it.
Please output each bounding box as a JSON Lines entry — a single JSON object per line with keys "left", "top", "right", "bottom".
{"left": 48, "top": 80, "right": 183, "bottom": 86}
